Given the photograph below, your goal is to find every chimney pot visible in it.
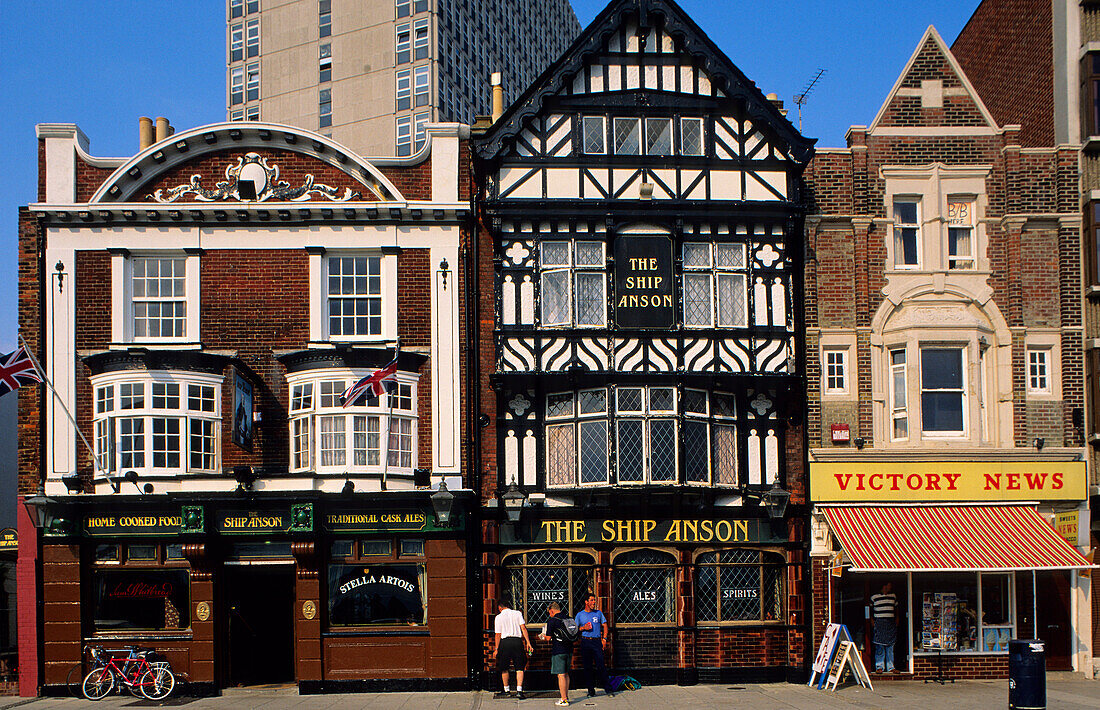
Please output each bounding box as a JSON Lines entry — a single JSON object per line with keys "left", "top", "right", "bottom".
{"left": 139, "top": 117, "right": 154, "bottom": 150}
{"left": 155, "top": 117, "right": 170, "bottom": 143}
{"left": 491, "top": 72, "right": 505, "bottom": 123}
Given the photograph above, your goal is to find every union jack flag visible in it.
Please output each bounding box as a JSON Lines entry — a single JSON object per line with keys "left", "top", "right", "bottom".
{"left": 0, "top": 346, "right": 42, "bottom": 397}
{"left": 341, "top": 354, "right": 399, "bottom": 408}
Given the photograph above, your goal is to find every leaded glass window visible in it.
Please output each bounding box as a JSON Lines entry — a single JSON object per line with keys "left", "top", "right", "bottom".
{"left": 613, "top": 549, "right": 676, "bottom": 624}
{"left": 545, "top": 389, "right": 608, "bottom": 487}
{"left": 538, "top": 240, "right": 606, "bottom": 328}
{"left": 505, "top": 550, "right": 595, "bottom": 625}
{"left": 613, "top": 118, "right": 641, "bottom": 155}
{"left": 646, "top": 118, "right": 673, "bottom": 156}
{"left": 582, "top": 116, "right": 606, "bottom": 154}
{"left": 682, "top": 242, "right": 748, "bottom": 328}
{"left": 681, "top": 117, "right": 704, "bottom": 156}
{"left": 695, "top": 549, "right": 784, "bottom": 623}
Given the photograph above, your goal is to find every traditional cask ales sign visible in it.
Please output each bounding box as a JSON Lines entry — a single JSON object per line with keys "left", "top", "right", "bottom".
{"left": 810, "top": 461, "right": 1087, "bottom": 502}
{"left": 614, "top": 236, "right": 674, "bottom": 328}
{"left": 501, "top": 517, "right": 785, "bottom": 545}
{"left": 323, "top": 508, "right": 459, "bottom": 534}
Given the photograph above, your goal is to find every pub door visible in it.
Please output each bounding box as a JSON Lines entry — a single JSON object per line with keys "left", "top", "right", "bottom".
{"left": 1034, "top": 571, "right": 1072, "bottom": 670}
{"left": 224, "top": 565, "right": 296, "bottom": 686}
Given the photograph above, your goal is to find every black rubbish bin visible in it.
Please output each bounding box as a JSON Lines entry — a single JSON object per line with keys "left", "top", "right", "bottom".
{"left": 1008, "top": 639, "right": 1045, "bottom": 710}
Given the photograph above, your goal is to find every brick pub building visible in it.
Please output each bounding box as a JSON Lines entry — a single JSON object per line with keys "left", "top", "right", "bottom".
{"left": 804, "top": 27, "right": 1094, "bottom": 680}
{"left": 17, "top": 119, "right": 476, "bottom": 694}
{"left": 473, "top": 0, "right": 815, "bottom": 687}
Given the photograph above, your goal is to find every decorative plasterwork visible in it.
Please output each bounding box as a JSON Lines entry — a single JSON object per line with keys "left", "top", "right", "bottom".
{"left": 150, "top": 153, "right": 361, "bottom": 203}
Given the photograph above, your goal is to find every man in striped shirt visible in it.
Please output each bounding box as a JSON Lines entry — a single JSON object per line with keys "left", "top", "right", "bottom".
{"left": 870, "top": 582, "right": 898, "bottom": 672}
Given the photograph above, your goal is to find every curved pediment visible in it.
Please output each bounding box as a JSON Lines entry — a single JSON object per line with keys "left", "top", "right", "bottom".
{"left": 90, "top": 122, "right": 405, "bottom": 204}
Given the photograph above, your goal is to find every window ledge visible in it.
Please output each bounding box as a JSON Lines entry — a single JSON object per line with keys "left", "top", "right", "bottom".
{"left": 1086, "top": 285, "right": 1100, "bottom": 300}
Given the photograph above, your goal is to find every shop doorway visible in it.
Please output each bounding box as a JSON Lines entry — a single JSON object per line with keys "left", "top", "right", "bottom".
{"left": 1034, "top": 571, "right": 1072, "bottom": 670}
{"left": 224, "top": 564, "right": 296, "bottom": 686}
{"left": 837, "top": 573, "right": 908, "bottom": 673}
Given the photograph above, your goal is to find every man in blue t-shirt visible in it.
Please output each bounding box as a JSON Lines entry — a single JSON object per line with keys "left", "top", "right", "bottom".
{"left": 574, "top": 592, "right": 612, "bottom": 697}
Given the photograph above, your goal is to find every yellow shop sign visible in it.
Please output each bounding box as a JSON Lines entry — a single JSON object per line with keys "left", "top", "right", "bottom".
{"left": 811, "top": 461, "right": 1086, "bottom": 502}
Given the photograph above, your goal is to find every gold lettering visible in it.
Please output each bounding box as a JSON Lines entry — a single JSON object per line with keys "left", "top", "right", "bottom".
{"left": 572, "top": 521, "right": 586, "bottom": 543}
{"left": 733, "top": 520, "right": 749, "bottom": 542}
{"left": 617, "top": 519, "right": 632, "bottom": 542}
{"left": 642, "top": 520, "right": 656, "bottom": 542}
{"left": 684, "top": 519, "right": 698, "bottom": 542}
{"left": 715, "top": 520, "right": 732, "bottom": 542}
{"left": 602, "top": 519, "right": 616, "bottom": 542}
{"left": 699, "top": 520, "right": 714, "bottom": 542}
{"left": 664, "top": 520, "right": 681, "bottom": 542}
{"left": 541, "top": 520, "right": 556, "bottom": 543}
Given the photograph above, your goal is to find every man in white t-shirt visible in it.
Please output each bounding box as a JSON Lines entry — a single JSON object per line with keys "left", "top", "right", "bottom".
{"left": 493, "top": 598, "right": 533, "bottom": 698}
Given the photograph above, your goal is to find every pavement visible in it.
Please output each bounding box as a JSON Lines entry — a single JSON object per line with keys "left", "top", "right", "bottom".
{"left": 0, "top": 674, "right": 1096, "bottom": 710}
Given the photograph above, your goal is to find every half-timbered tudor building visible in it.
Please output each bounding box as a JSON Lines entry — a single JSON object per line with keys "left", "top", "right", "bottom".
{"left": 805, "top": 28, "right": 1094, "bottom": 680}
{"left": 17, "top": 120, "right": 475, "bottom": 694}
{"left": 473, "top": 0, "right": 815, "bottom": 685}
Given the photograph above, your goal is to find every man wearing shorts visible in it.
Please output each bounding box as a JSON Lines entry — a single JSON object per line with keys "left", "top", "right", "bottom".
{"left": 493, "top": 598, "right": 533, "bottom": 698}
{"left": 539, "top": 602, "right": 574, "bottom": 707}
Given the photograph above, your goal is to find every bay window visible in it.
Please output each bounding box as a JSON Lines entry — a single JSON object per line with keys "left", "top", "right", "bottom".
{"left": 544, "top": 387, "right": 740, "bottom": 487}
{"left": 92, "top": 372, "right": 221, "bottom": 475}
{"left": 288, "top": 372, "right": 417, "bottom": 474}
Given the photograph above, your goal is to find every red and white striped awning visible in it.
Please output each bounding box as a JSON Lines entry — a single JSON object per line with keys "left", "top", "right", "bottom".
{"left": 821, "top": 505, "right": 1092, "bottom": 573}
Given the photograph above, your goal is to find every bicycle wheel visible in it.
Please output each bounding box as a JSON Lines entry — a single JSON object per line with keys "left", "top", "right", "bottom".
{"left": 140, "top": 666, "right": 175, "bottom": 701}
{"left": 82, "top": 667, "right": 114, "bottom": 700}
{"left": 65, "top": 662, "right": 85, "bottom": 697}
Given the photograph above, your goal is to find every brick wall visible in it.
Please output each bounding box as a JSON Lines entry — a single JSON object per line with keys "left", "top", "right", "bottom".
{"left": 952, "top": 0, "right": 1054, "bottom": 147}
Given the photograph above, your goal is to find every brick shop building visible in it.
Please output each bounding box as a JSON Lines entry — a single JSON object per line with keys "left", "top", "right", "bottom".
{"left": 17, "top": 120, "right": 476, "bottom": 694}
{"left": 951, "top": 0, "right": 1100, "bottom": 676}
{"left": 473, "top": 0, "right": 815, "bottom": 687}
{"left": 804, "top": 28, "right": 1094, "bottom": 680}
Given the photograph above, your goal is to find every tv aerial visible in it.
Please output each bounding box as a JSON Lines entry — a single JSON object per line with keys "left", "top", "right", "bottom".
{"left": 794, "top": 68, "right": 826, "bottom": 133}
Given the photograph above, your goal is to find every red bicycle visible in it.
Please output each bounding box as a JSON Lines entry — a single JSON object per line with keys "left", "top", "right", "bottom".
{"left": 81, "top": 646, "right": 175, "bottom": 701}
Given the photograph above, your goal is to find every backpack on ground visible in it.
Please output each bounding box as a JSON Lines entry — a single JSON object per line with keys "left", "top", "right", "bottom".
{"left": 552, "top": 616, "right": 581, "bottom": 643}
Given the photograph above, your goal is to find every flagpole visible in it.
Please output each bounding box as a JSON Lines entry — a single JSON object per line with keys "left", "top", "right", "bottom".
{"left": 381, "top": 338, "right": 400, "bottom": 490}
{"left": 18, "top": 332, "right": 103, "bottom": 475}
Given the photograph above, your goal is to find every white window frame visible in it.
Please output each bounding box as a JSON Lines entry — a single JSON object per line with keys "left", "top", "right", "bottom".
{"left": 545, "top": 389, "right": 609, "bottom": 488}
{"left": 396, "top": 115, "right": 412, "bottom": 156}
{"left": 287, "top": 370, "right": 419, "bottom": 475}
{"left": 230, "top": 66, "right": 244, "bottom": 105}
{"left": 113, "top": 252, "right": 200, "bottom": 345}
{"left": 308, "top": 251, "right": 397, "bottom": 344}
{"left": 919, "top": 345, "right": 968, "bottom": 439}
{"left": 681, "top": 242, "right": 748, "bottom": 329}
{"left": 582, "top": 116, "right": 606, "bottom": 155}
{"left": 889, "top": 347, "right": 908, "bottom": 441}
{"left": 947, "top": 198, "right": 976, "bottom": 270}
{"left": 319, "top": 88, "right": 332, "bottom": 128}
{"left": 413, "top": 111, "right": 430, "bottom": 152}
{"left": 245, "top": 105, "right": 259, "bottom": 121}
{"left": 1027, "top": 347, "right": 1052, "bottom": 396}
{"left": 614, "top": 386, "right": 679, "bottom": 486}
{"left": 680, "top": 117, "right": 704, "bottom": 156}
{"left": 230, "top": 23, "right": 244, "bottom": 62}
{"left": 396, "top": 23, "right": 411, "bottom": 64}
{"left": 245, "top": 18, "right": 260, "bottom": 58}
{"left": 91, "top": 371, "right": 222, "bottom": 476}
{"left": 413, "top": 18, "right": 429, "bottom": 61}
{"left": 413, "top": 64, "right": 430, "bottom": 107}
{"left": 396, "top": 69, "right": 411, "bottom": 110}
{"left": 245, "top": 62, "right": 260, "bottom": 102}
{"left": 892, "top": 198, "right": 921, "bottom": 269}
{"left": 823, "top": 348, "right": 849, "bottom": 395}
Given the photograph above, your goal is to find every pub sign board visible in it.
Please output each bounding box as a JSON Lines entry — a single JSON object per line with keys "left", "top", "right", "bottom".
{"left": 323, "top": 508, "right": 458, "bottom": 534}
{"left": 84, "top": 513, "right": 182, "bottom": 537}
{"left": 501, "top": 518, "right": 786, "bottom": 546}
{"left": 614, "top": 235, "right": 674, "bottom": 329}
{"left": 217, "top": 510, "right": 292, "bottom": 535}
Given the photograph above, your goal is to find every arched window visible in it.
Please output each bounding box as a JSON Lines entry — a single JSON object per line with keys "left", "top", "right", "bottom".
{"left": 695, "top": 549, "right": 784, "bottom": 623}
{"left": 504, "top": 550, "right": 594, "bottom": 625}
{"left": 612, "top": 549, "right": 676, "bottom": 624}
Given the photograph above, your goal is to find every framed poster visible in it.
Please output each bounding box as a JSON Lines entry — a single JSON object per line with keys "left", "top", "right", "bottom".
{"left": 233, "top": 372, "right": 253, "bottom": 450}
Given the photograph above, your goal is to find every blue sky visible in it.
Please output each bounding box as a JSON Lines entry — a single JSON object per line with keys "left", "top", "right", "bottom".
{"left": 0, "top": 0, "right": 980, "bottom": 352}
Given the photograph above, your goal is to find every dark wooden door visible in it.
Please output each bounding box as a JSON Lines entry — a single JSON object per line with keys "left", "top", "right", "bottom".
{"left": 1034, "top": 571, "right": 1072, "bottom": 670}
{"left": 225, "top": 565, "right": 296, "bottom": 686}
